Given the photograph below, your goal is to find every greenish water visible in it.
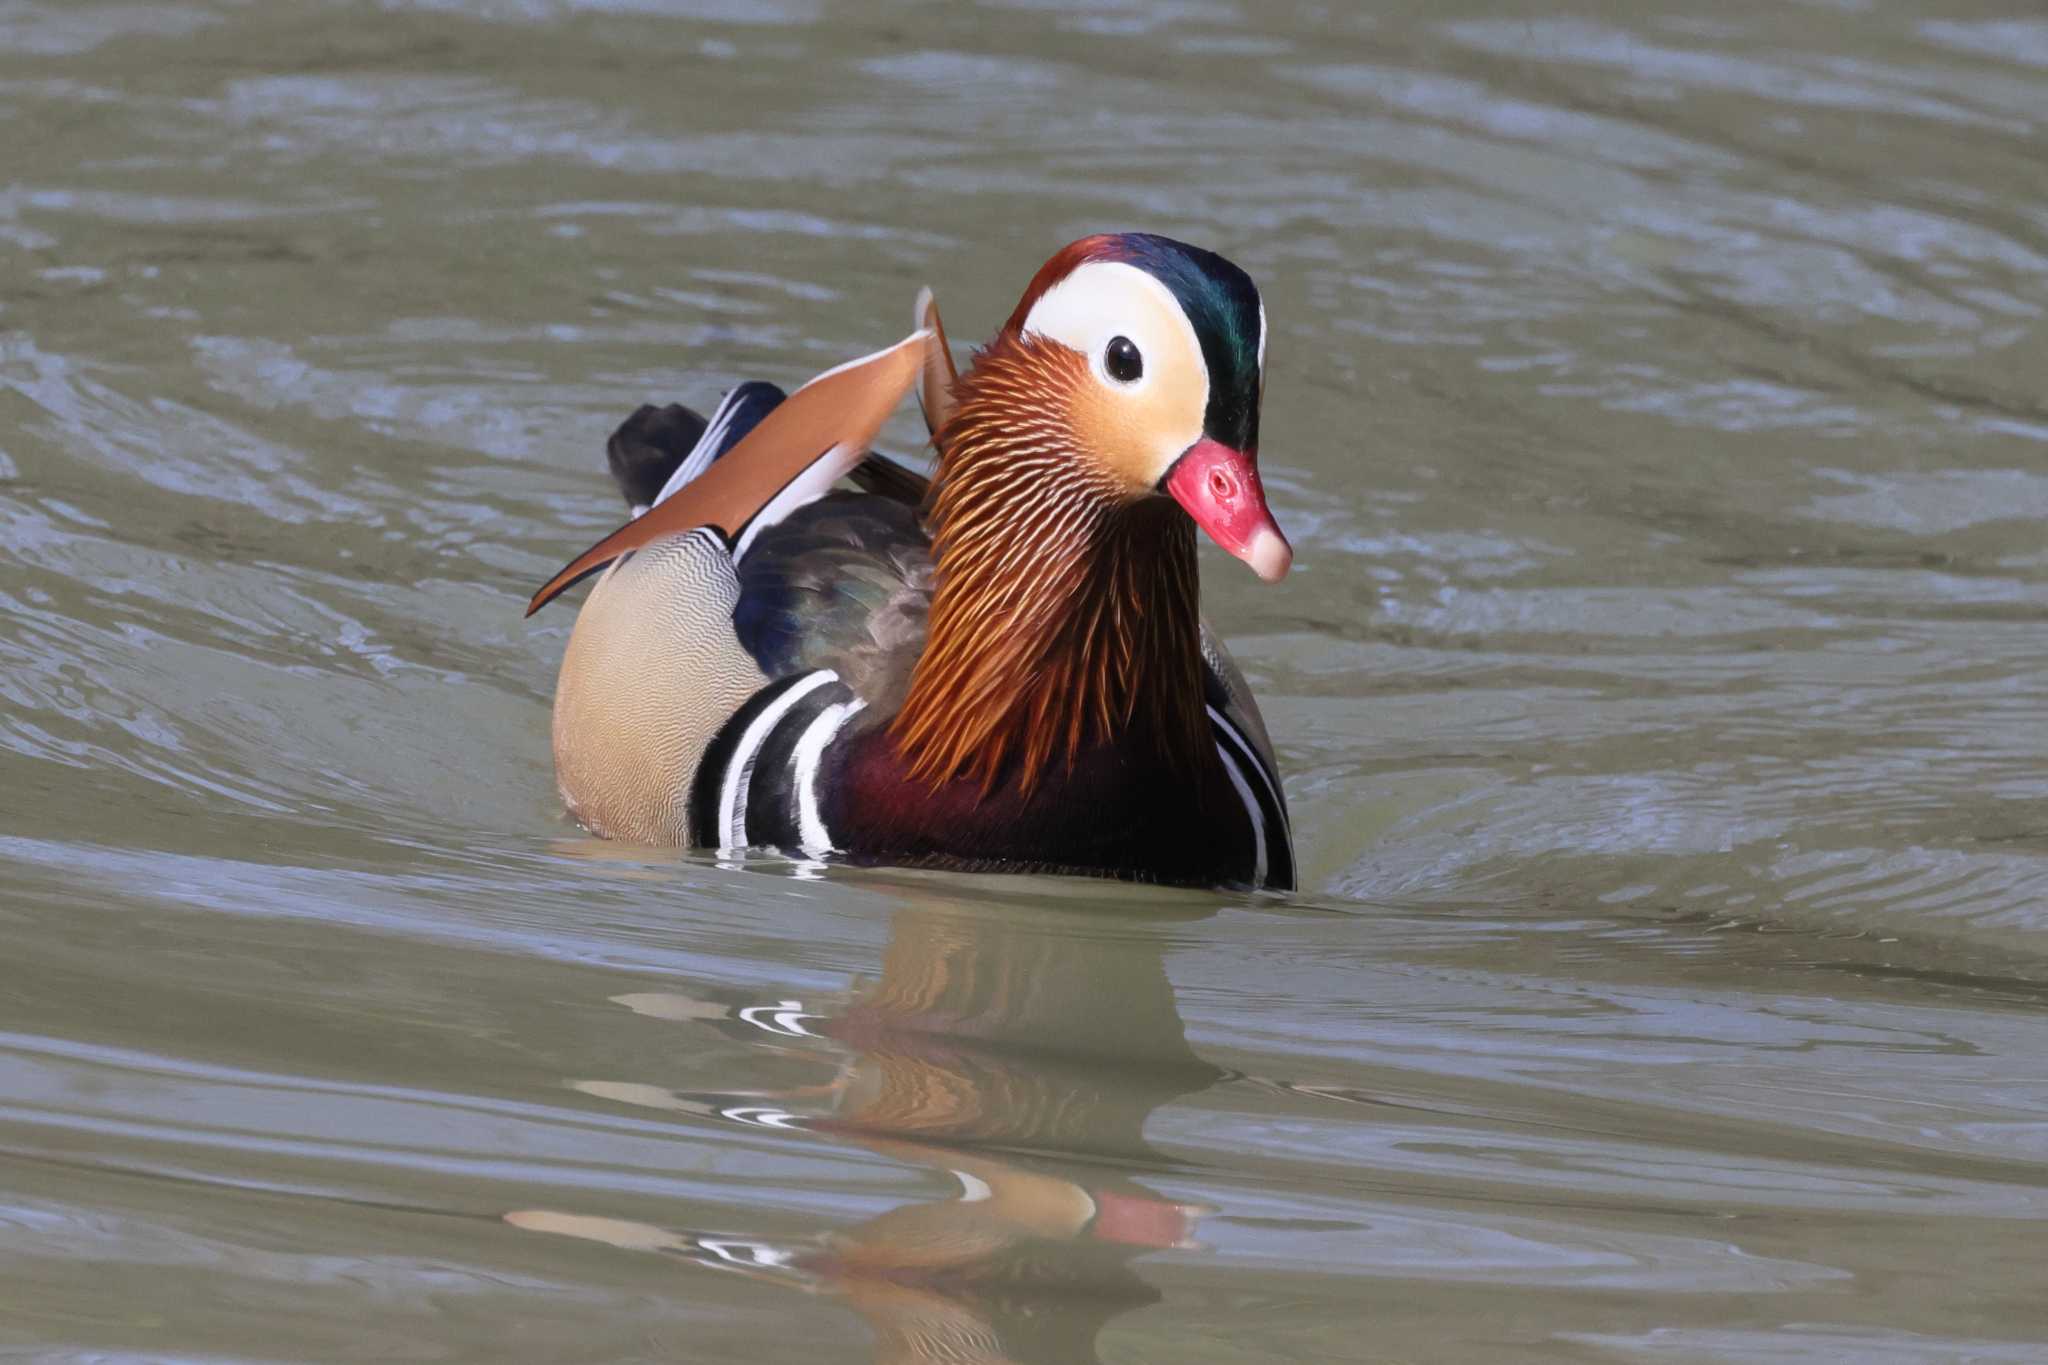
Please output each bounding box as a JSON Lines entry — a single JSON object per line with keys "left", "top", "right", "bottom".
{"left": 4, "top": 2, "right": 2048, "bottom": 1360}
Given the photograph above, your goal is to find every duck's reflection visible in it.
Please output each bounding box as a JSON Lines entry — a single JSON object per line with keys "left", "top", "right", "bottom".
{"left": 511, "top": 894, "right": 1222, "bottom": 1364}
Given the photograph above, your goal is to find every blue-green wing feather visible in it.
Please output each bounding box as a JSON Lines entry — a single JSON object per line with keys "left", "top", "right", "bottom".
{"left": 733, "top": 492, "right": 934, "bottom": 713}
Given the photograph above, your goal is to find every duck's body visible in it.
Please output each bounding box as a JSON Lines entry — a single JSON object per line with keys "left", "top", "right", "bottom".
{"left": 531, "top": 234, "right": 1295, "bottom": 889}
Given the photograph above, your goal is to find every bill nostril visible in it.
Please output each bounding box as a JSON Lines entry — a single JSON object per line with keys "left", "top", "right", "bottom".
{"left": 1209, "top": 468, "right": 1234, "bottom": 500}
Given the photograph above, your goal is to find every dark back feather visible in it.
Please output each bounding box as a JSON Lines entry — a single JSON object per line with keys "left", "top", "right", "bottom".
{"left": 734, "top": 492, "right": 935, "bottom": 715}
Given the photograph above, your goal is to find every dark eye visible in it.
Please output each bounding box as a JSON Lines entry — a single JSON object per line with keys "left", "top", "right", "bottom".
{"left": 1104, "top": 335, "right": 1143, "bottom": 383}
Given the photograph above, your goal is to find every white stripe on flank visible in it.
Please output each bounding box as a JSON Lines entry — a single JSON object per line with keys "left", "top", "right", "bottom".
{"left": 718, "top": 672, "right": 837, "bottom": 851}
{"left": 792, "top": 696, "right": 866, "bottom": 857}
{"left": 1206, "top": 703, "right": 1289, "bottom": 837}
{"left": 1214, "top": 742, "right": 1267, "bottom": 888}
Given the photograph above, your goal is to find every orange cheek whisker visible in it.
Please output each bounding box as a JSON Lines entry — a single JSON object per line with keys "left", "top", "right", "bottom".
{"left": 889, "top": 333, "right": 1208, "bottom": 795}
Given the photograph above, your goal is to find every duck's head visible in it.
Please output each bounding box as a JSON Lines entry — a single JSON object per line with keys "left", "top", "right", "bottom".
{"left": 992, "top": 232, "right": 1291, "bottom": 583}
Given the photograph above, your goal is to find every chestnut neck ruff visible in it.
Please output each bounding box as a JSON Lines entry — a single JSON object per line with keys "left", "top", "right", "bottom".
{"left": 889, "top": 332, "right": 1208, "bottom": 794}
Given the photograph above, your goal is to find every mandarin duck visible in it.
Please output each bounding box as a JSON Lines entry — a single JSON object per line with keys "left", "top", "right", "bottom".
{"left": 528, "top": 233, "right": 1295, "bottom": 888}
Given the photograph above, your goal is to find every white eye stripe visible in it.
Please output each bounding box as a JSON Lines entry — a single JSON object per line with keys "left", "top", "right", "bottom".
{"left": 1020, "top": 260, "right": 1203, "bottom": 400}
{"left": 1017, "top": 257, "right": 1215, "bottom": 485}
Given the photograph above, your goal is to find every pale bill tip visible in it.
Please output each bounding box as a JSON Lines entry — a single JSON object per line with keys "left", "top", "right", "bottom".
{"left": 1246, "top": 527, "right": 1293, "bottom": 583}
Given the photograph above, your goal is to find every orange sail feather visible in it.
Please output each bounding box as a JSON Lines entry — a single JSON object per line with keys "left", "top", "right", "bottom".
{"left": 527, "top": 328, "right": 935, "bottom": 616}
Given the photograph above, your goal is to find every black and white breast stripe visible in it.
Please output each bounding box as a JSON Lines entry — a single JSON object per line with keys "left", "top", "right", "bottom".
{"left": 1203, "top": 680, "right": 1294, "bottom": 891}
{"left": 688, "top": 670, "right": 865, "bottom": 855}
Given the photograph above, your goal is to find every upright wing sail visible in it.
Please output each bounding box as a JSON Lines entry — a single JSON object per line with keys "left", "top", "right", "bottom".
{"left": 848, "top": 286, "right": 958, "bottom": 508}
{"left": 913, "top": 286, "right": 958, "bottom": 438}
{"left": 528, "top": 329, "right": 933, "bottom": 616}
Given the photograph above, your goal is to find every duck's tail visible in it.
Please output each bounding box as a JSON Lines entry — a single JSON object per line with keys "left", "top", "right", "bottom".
{"left": 607, "top": 381, "right": 787, "bottom": 517}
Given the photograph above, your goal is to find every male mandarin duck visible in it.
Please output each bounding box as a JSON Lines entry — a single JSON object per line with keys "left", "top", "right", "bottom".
{"left": 527, "top": 233, "right": 1295, "bottom": 888}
